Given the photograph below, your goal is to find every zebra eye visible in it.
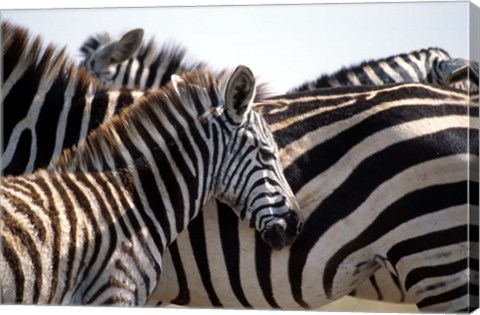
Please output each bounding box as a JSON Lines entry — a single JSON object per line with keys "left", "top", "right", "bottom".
{"left": 259, "top": 148, "right": 276, "bottom": 162}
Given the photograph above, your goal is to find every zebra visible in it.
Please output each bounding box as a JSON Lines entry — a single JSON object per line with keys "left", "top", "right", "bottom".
{"left": 0, "top": 59, "right": 307, "bottom": 304}
{"left": 1, "top": 22, "right": 151, "bottom": 177}
{"left": 79, "top": 28, "right": 206, "bottom": 89}
{"left": 79, "top": 31, "right": 479, "bottom": 95}
{"left": 143, "top": 83, "right": 478, "bottom": 313}
{"left": 2, "top": 22, "right": 476, "bottom": 308}
{"left": 289, "top": 47, "right": 479, "bottom": 93}
{"left": 78, "top": 31, "right": 476, "bottom": 307}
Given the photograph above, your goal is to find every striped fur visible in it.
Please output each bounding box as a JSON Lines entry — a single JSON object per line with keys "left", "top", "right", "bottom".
{"left": 1, "top": 64, "right": 304, "bottom": 305}
{"left": 79, "top": 30, "right": 206, "bottom": 89}
{"left": 290, "top": 47, "right": 478, "bottom": 93}
{"left": 146, "top": 84, "right": 478, "bottom": 312}
{"left": 1, "top": 22, "right": 147, "bottom": 176}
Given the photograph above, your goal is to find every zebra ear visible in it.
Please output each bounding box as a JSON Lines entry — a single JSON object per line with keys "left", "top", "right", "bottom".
{"left": 110, "top": 28, "right": 144, "bottom": 64}
{"left": 224, "top": 65, "right": 256, "bottom": 121}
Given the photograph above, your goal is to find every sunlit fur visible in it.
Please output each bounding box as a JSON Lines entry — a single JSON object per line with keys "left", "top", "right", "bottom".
{"left": 289, "top": 47, "right": 478, "bottom": 93}
{"left": 147, "top": 84, "right": 478, "bottom": 313}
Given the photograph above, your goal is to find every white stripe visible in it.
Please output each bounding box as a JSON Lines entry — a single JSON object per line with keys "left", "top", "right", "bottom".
{"left": 51, "top": 68, "right": 79, "bottom": 167}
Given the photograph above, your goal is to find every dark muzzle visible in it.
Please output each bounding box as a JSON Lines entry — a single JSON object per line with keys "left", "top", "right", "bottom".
{"left": 260, "top": 209, "right": 304, "bottom": 250}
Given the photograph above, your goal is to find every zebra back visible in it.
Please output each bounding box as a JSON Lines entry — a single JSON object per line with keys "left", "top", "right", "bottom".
{"left": 289, "top": 47, "right": 478, "bottom": 93}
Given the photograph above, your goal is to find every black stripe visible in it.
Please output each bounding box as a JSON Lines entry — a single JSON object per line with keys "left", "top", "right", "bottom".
{"left": 122, "top": 58, "right": 134, "bottom": 86}
{"left": 254, "top": 232, "right": 279, "bottom": 308}
{"left": 324, "top": 183, "right": 468, "bottom": 297}
{"left": 34, "top": 66, "right": 66, "bottom": 170}
{"left": 119, "top": 123, "right": 172, "bottom": 244}
{"left": 75, "top": 173, "right": 118, "bottom": 299}
{"left": 86, "top": 90, "right": 110, "bottom": 133}
{"left": 405, "top": 259, "right": 468, "bottom": 291}
{"left": 132, "top": 116, "right": 187, "bottom": 235}
{"left": 115, "top": 90, "right": 135, "bottom": 114}
{"left": 368, "top": 61, "right": 396, "bottom": 84}
{"left": 3, "top": 130, "right": 32, "bottom": 176}
{"left": 283, "top": 105, "right": 473, "bottom": 193}
{"left": 63, "top": 86, "right": 87, "bottom": 151}
{"left": 35, "top": 175, "right": 62, "bottom": 303}
{"left": 404, "top": 55, "right": 425, "bottom": 82}
{"left": 3, "top": 39, "right": 43, "bottom": 149}
{"left": 288, "top": 128, "right": 471, "bottom": 305}
{"left": 2, "top": 210, "right": 43, "bottom": 302}
{"left": 51, "top": 173, "right": 78, "bottom": 303}
{"left": 387, "top": 58, "right": 412, "bottom": 82}
{"left": 387, "top": 225, "right": 467, "bottom": 268}
{"left": 217, "top": 201, "right": 251, "bottom": 307}
{"left": 417, "top": 283, "right": 468, "bottom": 309}
{"left": 145, "top": 50, "right": 165, "bottom": 88}
{"left": 60, "top": 173, "right": 102, "bottom": 299}
{"left": 1, "top": 181, "right": 47, "bottom": 242}
{"left": 168, "top": 241, "right": 191, "bottom": 305}
{"left": 369, "top": 275, "right": 383, "bottom": 300}
{"left": 355, "top": 67, "right": 375, "bottom": 85}
{"left": 187, "top": 212, "right": 222, "bottom": 306}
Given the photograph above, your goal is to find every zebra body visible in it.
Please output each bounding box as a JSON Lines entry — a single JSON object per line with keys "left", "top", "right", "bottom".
{"left": 79, "top": 29, "right": 205, "bottom": 89}
{"left": 2, "top": 23, "right": 148, "bottom": 176}
{"left": 1, "top": 63, "right": 304, "bottom": 305}
{"left": 146, "top": 84, "right": 478, "bottom": 312}
{"left": 290, "top": 47, "right": 478, "bottom": 93}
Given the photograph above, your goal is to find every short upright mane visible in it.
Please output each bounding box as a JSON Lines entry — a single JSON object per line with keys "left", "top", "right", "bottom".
{"left": 80, "top": 31, "right": 206, "bottom": 75}
{"left": 55, "top": 68, "right": 227, "bottom": 171}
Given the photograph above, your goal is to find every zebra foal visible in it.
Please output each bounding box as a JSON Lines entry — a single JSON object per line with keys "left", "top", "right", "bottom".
{"left": 1, "top": 59, "right": 304, "bottom": 304}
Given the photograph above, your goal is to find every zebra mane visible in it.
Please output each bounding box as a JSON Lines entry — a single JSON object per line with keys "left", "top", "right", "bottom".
{"left": 79, "top": 30, "right": 207, "bottom": 74}
{"left": 289, "top": 47, "right": 451, "bottom": 93}
{"left": 2, "top": 20, "right": 104, "bottom": 97}
{"left": 54, "top": 67, "right": 232, "bottom": 172}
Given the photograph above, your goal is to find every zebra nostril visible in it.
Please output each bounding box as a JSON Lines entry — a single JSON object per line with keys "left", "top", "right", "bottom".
{"left": 297, "top": 222, "right": 304, "bottom": 235}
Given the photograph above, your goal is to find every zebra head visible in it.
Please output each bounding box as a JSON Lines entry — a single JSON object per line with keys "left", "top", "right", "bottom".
{"left": 79, "top": 28, "right": 144, "bottom": 84}
{"left": 206, "top": 65, "right": 304, "bottom": 250}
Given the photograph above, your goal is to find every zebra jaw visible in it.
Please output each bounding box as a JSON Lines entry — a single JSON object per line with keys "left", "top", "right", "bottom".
{"left": 260, "top": 209, "right": 304, "bottom": 250}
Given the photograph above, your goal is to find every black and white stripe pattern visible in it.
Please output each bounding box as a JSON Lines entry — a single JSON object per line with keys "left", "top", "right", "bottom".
{"left": 146, "top": 84, "right": 478, "bottom": 312}
{"left": 1, "top": 22, "right": 304, "bottom": 305}
{"left": 290, "top": 47, "right": 479, "bottom": 93}
{"left": 1, "top": 22, "right": 147, "bottom": 176}
{"left": 79, "top": 29, "right": 206, "bottom": 90}
{"left": 1, "top": 65, "right": 304, "bottom": 305}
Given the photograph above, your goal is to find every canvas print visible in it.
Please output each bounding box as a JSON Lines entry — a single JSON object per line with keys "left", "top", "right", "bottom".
{"left": 1, "top": 1, "right": 479, "bottom": 313}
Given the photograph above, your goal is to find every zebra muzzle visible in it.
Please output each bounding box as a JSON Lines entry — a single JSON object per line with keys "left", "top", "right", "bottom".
{"left": 260, "top": 209, "right": 304, "bottom": 250}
